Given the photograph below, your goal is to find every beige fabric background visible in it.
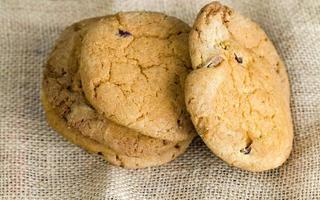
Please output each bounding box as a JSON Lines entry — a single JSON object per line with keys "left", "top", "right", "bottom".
{"left": 0, "top": 0, "right": 319, "bottom": 199}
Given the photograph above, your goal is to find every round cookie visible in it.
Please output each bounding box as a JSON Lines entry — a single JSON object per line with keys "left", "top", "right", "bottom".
{"left": 42, "top": 17, "right": 192, "bottom": 159}
{"left": 79, "top": 12, "right": 194, "bottom": 142}
{"left": 185, "top": 2, "right": 293, "bottom": 171}
{"left": 42, "top": 93, "right": 193, "bottom": 169}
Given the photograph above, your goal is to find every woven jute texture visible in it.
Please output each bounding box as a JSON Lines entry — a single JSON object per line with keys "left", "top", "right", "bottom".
{"left": 1, "top": 0, "right": 319, "bottom": 199}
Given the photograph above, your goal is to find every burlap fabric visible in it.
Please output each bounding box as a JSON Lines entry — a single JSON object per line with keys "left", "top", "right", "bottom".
{"left": 1, "top": 0, "right": 319, "bottom": 199}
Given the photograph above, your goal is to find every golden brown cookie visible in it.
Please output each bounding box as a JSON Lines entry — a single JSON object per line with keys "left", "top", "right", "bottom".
{"left": 185, "top": 2, "right": 293, "bottom": 172}
{"left": 79, "top": 12, "right": 195, "bottom": 142}
{"left": 42, "top": 16, "right": 194, "bottom": 163}
{"left": 189, "top": 2, "right": 290, "bottom": 102}
{"left": 42, "top": 92, "right": 193, "bottom": 169}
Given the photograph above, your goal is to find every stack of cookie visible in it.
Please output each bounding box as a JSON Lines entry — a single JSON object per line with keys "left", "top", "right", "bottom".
{"left": 42, "top": 2, "right": 293, "bottom": 171}
{"left": 42, "top": 13, "right": 196, "bottom": 168}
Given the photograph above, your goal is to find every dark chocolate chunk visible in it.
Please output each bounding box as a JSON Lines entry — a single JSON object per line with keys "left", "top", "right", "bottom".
{"left": 240, "top": 142, "right": 252, "bottom": 155}
{"left": 118, "top": 29, "right": 131, "bottom": 37}
{"left": 234, "top": 53, "right": 243, "bottom": 64}
{"left": 240, "top": 139, "right": 252, "bottom": 155}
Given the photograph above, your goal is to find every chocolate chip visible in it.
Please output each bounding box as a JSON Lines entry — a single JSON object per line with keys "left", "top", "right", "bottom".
{"left": 240, "top": 142, "right": 252, "bottom": 155}
{"left": 97, "top": 152, "right": 102, "bottom": 155}
{"left": 174, "top": 144, "right": 180, "bottom": 149}
{"left": 234, "top": 53, "right": 243, "bottom": 64}
{"left": 163, "top": 140, "right": 169, "bottom": 145}
{"left": 118, "top": 29, "right": 131, "bottom": 37}
{"left": 240, "top": 146, "right": 251, "bottom": 154}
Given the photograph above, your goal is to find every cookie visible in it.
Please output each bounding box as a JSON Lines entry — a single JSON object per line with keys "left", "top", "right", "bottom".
{"left": 189, "top": 2, "right": 290, "bottom": 103}
{"left": 185, "top": 2, "right": 293, "bottom": 171}
{"left": 42, "top": 93, "right": 193, "bottom": 169}
{"left": 42, "top": 17, "right": 193, "bottom": 160}
{"left": 79, "top": 12, "right": 195, "bottom": 142}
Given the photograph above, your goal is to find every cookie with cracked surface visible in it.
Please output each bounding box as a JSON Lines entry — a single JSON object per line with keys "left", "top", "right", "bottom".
{"left": 42, "top": 92, "right": 193, "bottom": 169}
{"left": 80, "top": 12, "right": 195, "bottom": 142}
{"left": 185, "top": 2, "right": 293, "bottom": 171}
{"left": 42, "top": 17, "right": 194, "bottom": 160}
{"left": 189, "top": 2, "right": 290, "bottom": 103}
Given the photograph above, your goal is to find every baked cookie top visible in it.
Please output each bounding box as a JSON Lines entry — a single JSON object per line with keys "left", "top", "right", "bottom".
{"left": 42, "top": 17, "right": 183, "bottom": 158}
{"left": 80, "top": 12, "right": 195, "bottom": 141}
{"left": 189, "top": 2, "right": 290, "bottom": 102}
{"left": 185, "top": 2, "right": 293, "bottom": 171}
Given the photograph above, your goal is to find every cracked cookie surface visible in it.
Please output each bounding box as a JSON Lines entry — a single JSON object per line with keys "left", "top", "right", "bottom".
{"left": 185, "top": 2, "right": 293, "bottom": 171}
{"left": 189, "top": 2, "right": 290, "bottom": 103}
{"left": 42, "top": 93, "right": 192, "bottom": 169}
{"left": 80, "top": 12, "right": 195, "bottom": 141}
{"left": 42, "top": 16, "right": 192, "bottom": 160}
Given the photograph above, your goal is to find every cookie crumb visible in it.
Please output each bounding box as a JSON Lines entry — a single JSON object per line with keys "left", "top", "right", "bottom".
{"left": 118, "top": 29, "right": 131, "bottom": 37}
